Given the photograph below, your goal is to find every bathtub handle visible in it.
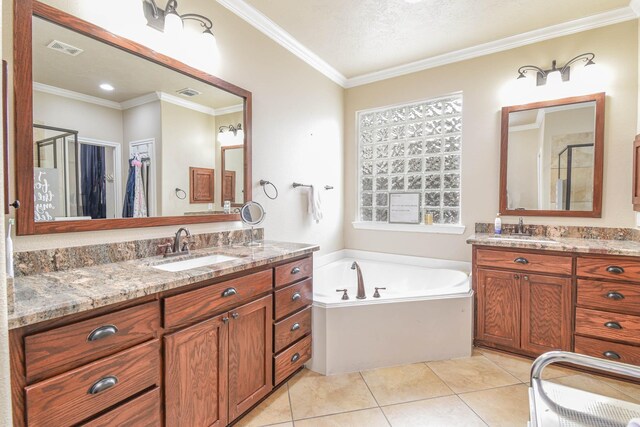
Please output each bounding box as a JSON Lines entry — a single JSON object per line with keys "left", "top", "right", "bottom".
{"left": 513, "top": 257, "right": 529, "bottom": 265}
{"left": 291, "top": 292, "right": 302, "bottom": 301}
{"left": 336, "top": 289, "right": 349, "bottom": 300}
{"left": 291, "top": 323, "right": 301, "bottom": 332}
{"left": 373, "top": 287, "right": 386, "bottom": 298}
{"left": 291, "top": 353, "right": 300, "bottom": 363}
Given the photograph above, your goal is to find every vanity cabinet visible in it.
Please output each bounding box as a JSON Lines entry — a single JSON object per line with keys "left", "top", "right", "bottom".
{"left": 474, "top": 247, "right": 572, "bottom": 356}
{"left": 633, "top": 134, "right": 640, "bottom": 211}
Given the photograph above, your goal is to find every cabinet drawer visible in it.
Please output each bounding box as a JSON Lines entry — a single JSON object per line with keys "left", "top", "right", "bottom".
{"left": 274, "top": 278, "right": 313, "bottom": 320}
{"left": 575, "top": 307, "right": 640, "bottom": 345}
{"left": 274, "top": 335, "right": 311, "bottom": 385}
{"left": 165, "top": 269, "right": 272, "bottom": 329}
{"left": 577, "top": 256, "right": 640, "bottom": 282}
{"left": 25, "top": 339, "right": 160, "bottom": 427}
{"left": 577, "top": 279, "right": 640, "bottom": 315}
{"left": 476, "top": 248, "right": 571, "bottom": 276}
{"left": 575, "top": 335, "right": 640, "bottom": 366}
{"left": 274, "top": 306, "right": 311, "bottom": 353}
{"left": 80, "top": 387, "right": 161, "bottom": 427}
{"left": 275, "top": 256, "right": 312, "bottom": 288}
{"left": 25, "top": 301, "right": 160, "bottom": 382}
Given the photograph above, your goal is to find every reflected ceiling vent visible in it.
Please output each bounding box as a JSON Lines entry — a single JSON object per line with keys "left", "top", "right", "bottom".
{"left": 176, "top": 88, "right": 201, "bottom": 97}
{"left": 46, "top": 40, "right": 83, "bottom": 56}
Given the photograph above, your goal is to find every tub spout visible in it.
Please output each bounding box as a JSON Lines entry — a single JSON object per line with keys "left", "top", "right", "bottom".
{"left": 351, "top": 261, "right": 366, "bottom": 299}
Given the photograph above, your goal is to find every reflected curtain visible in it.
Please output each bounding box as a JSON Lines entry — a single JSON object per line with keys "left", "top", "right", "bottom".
{"left": 122, "top": 158, "right": 136, "bottom": 218}
{"left": 80, "top": 144, "right": 106, "bottom": 219}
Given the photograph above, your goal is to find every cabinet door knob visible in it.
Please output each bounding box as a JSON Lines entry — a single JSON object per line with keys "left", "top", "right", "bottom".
{"left": 606, "top": 266, "right": 624, "bottom": 274}
{"left": 603, "top": 351, "right": 621, "bottom": 360}
{"left": 514, "top": 274, "right": 520, "bottom": 280}
{"left": 221, "top": 288, "right": 238, "bottom": 298}
{"left": 87, "top": 325, "right": 118, "bottom": 342}
{"left": 605, "top": 291, "right": 625, "bottom": 300}
{"left": 231, "top": 312, "right": 240, "bottom": 319}
{"left": 291, "top": 267, "right": 301, "bottom": 275}
{"left": 291, "top": 323, "right": 301, "bottom": 332}
{"left": 291, "top": 292, "right": 302, "bottom": 301}
{"left": 9, "top": 200, "right": 20, "bottom": 209}
{"left": 604, "top": 321, "right": 622, "bottom": 330}
{"left": 88, "top": 376, "right": 118, "bottom": 395}
{"left": 513, "top": 257, "right": 529, "bottom": 265}
{"left": 222, "top": 317, "right": 229, "bottom": 323}
{"left": 523, "top": 275, "right": 529, "bottom": 281}
{"left": 291, "top": 353, "right": 300, "bottom": 363}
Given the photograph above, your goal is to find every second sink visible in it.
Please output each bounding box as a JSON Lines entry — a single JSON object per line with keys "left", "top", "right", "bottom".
{"left": 154, "top": 254, "right": 240, "bottom": 272}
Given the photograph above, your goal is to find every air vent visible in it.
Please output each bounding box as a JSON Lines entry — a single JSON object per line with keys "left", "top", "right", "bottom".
{"left": 176, "top": 88, "right": 201, "bottom": 97}
{"left": 46, "top": 40, "right": 83, "bottom": 56}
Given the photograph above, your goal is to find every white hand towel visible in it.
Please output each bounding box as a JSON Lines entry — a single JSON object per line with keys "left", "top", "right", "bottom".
{"left": 307, "top": 185, "right": 323, "bottom": 223}
{"left": 628, "top": 419, "right": 640, "bottom": 427}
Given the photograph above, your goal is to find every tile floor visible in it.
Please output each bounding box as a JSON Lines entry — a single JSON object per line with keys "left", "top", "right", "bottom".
{"left": 235, "top": 348, "right": 640, "bottom": 427}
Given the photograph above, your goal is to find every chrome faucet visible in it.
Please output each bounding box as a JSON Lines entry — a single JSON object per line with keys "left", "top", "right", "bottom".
{"left": 173, "top": 227, "right": 193, "bottom": 254}
{"left": 351, "top": 261, "right": 366, "bottom": 299}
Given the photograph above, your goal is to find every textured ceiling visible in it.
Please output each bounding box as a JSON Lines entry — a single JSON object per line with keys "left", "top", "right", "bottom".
{"left": 243, "top": 0, "right": 629, "bottom": 78}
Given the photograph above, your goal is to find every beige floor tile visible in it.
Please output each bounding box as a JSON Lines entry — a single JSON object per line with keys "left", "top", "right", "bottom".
{"left": 361, "top": 364, "right": 453, "bottom": 406}
{"left": 427, "top": 354, "right": 520, "bottom": 393}
{"left": 550, "top": 374, "right": 639, "bottom": 403}
{"left": 288, "top": 369, "right": 377, "bottom": 420}
{"left": 598, "top": 376, "right": 640, "bottom": 401}
{"left": 294, "top": 408, "right": 389, "bottom": 427}
{"left": 478, "top": 348, "right": 574, "bottom": 382}
{"left": 459, "top": 383, "right": 530, "bottom": 427}
{"left": 265, "top": 424, "right": 293, "bottom": 427}
{"left": 382, "top": 395, "right": 486, "bottom": 426}
{"left": 234, "top": 385, "right": 292, "bottom": 427}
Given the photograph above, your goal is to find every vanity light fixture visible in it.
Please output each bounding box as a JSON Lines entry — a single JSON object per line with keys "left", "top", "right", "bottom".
{"left": 516, "top": 53, "right": 596, "bottom": 86}
{"left": 218, "top": 124, "right": 244, "bottom": 146}
{"left": 142, "top": 0, "right": 216, "bottom": 44}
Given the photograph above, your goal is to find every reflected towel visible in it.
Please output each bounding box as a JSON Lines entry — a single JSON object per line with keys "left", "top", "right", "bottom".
{"left": 307, "top": 185, "right": 322, "bottom": 223}
{"left": 628, "top": 419, "right": 640, "bottom": 427}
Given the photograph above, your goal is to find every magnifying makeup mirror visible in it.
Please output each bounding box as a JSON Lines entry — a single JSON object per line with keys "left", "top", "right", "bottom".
{"left": 240, "top": 201, "right": 265, "bottom": 246}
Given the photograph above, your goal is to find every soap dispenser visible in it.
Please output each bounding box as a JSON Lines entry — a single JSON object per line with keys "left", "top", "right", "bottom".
{"left": 494, "top": 213, "right": 502, "bottom": 235}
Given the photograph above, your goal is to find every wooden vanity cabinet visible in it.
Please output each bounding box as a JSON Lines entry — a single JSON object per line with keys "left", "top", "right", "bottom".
{"left": 474, "top": 247, "right": 572, "bottom": 356}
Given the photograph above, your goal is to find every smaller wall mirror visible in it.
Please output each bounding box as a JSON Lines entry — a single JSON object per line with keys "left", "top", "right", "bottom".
{"left": 500, "top": 93, "right": 605, "bottom": 217}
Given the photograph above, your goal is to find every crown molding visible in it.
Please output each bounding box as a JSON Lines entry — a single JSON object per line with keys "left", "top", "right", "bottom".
{"left": 120, "top": 92, "right": 159, "bottom": 110}
{"left": 630, "top": 0, "right": 640, "bottom": 16}
{"left": 215, "top": 104, "right": 244, "bottom": 115}
{"left": 215, "top": 0, "right": 347, "bottom": 87}
{"left": 345, "top": 6, "right": 637, "bottom": 88}
{"left": 157, "top": 92, "right": 219, "bottom": 116}
{"left": 33, "top": 82, "right": 123, "bottom": 109}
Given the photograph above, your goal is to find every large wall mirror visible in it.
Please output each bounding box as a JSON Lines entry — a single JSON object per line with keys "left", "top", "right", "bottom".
{"left": 499, "top": 93, "right": 604, "bottom": 218}
{"left": 13, "top": 1, "right": 252, "bottom": 234}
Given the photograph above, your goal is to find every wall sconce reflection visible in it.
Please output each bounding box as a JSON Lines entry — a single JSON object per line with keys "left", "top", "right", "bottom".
{"left": 218, "top": 124, "right": 244, "bottom": 146}
{"left": 517, "top": 53, "right": 595, "bottom": 86}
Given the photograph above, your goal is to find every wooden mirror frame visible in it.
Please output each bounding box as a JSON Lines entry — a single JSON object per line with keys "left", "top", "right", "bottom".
{"left": 499, "top": 92, "right": 605, "bottom": 218}
{"left": 13, "top": 0, "right": 252, "bottom": 235}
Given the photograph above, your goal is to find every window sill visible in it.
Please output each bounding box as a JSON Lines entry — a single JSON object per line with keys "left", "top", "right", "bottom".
{"left": 351, "top": 221, "right": 466, "bottom": 235}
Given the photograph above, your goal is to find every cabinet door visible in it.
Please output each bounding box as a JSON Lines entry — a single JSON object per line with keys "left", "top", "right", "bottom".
{"left": 476, "top": 269, "right": 521, "bottom": 349}
{"left": 633, "top": 135, "right": 640, "bottom": 210}
{"left": 521, "top": 273, "right": 572, "bottom": 353}
{"left": 164, "top": 315, "right": 228, "bottom": 427}
{"left": 228, "top": 295, "right": 273, "bottom": 421}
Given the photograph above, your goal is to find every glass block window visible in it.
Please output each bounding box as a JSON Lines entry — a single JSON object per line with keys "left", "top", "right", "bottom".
{"left": 357, "top": 94, "right": 462, "bottom": 224}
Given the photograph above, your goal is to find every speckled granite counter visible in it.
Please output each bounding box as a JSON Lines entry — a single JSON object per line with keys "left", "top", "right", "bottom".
{"left": 467, "top": 233, "right": 640, "bottom": 257}
{"left": 8, "top": 240, "right": 318, "bottom": 329}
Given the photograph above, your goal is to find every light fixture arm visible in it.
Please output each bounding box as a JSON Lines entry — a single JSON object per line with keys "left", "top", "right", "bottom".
{"left": 559, "top": 52, "right": 595, "bottom": 74}
{"left": 181, "top": 13, "right": 214, "bottom": 32}
{"left": 219, "top": 124, "right": 242, "bottom": 136}
{"left": 517, "top": 64, "right": 547, "bottom": 79}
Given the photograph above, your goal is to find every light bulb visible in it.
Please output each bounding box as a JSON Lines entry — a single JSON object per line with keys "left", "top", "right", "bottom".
{"left": 164, "top": 11, "right": 183, "bottom": 36}
{"left": 545, "top": 70, "right": 562, "bottom": 87}
{"left": 235, "top": 129, "right": 245, "bottom": 144}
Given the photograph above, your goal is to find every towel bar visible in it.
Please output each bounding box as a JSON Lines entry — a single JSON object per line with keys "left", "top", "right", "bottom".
{"left": 293, "top": 182, "right": 334, "bottom": 190}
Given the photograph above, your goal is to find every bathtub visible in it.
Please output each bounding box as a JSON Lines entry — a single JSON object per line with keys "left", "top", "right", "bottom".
{"left": 308, "top": 250, "right": 473, "bottom": 375}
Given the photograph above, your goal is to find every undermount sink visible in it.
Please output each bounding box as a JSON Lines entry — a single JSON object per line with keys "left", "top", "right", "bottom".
{"left": 488, "top": 235, "right": 560, "bottom": 245}
{"left": 153, "top": 254, "right": 240, "bottom": 272}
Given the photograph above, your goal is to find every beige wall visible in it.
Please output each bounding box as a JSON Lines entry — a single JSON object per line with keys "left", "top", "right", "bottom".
{"left": 506, "top": 127, "right": 539, "bottom": 209}
{"left": 345, "top": 21, "right": 638, "bottom": 262}
{"left": 5, "top": 0, "right": 345, "bottom": 255}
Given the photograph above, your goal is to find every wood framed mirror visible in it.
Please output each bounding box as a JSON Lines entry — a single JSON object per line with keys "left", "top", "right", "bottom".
{"left": 499, "top": 93, "right": 604, "bottom": 218}
{"left": 12, "top": 0, "right": 252, "bottom": 235}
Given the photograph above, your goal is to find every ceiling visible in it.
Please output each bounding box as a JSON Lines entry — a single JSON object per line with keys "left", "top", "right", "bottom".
{"left": 33, "top": 16, "right": 243, "bottom": 110}
{"left": 224, "top": 0, "right": 634, "bottom": 86}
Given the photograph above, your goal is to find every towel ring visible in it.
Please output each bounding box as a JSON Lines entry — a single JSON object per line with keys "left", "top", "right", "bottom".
{"left": 259, "top": 180, "right": 279, "bottom": 200}
{"left": 175, "top": 187, "right": 187, "bottom": 200}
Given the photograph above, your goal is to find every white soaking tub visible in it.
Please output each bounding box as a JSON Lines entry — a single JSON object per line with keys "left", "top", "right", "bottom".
{"left": 309, "top": 250, "right": 473, "bottom": 375}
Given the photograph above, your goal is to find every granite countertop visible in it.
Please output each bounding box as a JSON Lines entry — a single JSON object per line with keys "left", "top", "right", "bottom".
{"left": 8, "top": 240, "right": 319, "bottom": 330}
{"left": 467, "top": 233, "right": 640, "bottom": 257}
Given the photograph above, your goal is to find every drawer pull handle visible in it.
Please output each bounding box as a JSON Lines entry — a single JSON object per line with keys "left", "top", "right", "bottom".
{"left": 603, "top": 351, "right": 621, "bottom": 360}
{"left": 291, "top": 353, "right": 300, "bottom": 363}
{"left": 604, "top": 321, "right": 622, "bottom": 330}
{"left": 88, "top": 375, "right": 118, "bottom": 395}
{"left": 291, "top": 267, "right": 301, "bottom": 275}
{"left": 514, "top": 257, "right": 529, "bottom": 265}
{"left": 606, "top": 266, "right": 625, "bottom": 274}
{"left": 606, "top": 291, "right": 625, "bottom": 301}
{"left": 291, "top": 323, "right": 301, "bottom": 332}
{"left": 87, "top": 325, "right": 118, "bottom": 342}
{"left": 222, "top": 288, "right": 238, "bottom": 298}
{"left": 291, "top": 292, "right": 302, "bottom": 301}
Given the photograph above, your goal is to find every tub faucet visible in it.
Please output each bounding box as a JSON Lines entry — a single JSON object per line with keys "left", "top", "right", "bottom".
{"left": 351, "top": 261, "right": 366, "bottom": 299}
